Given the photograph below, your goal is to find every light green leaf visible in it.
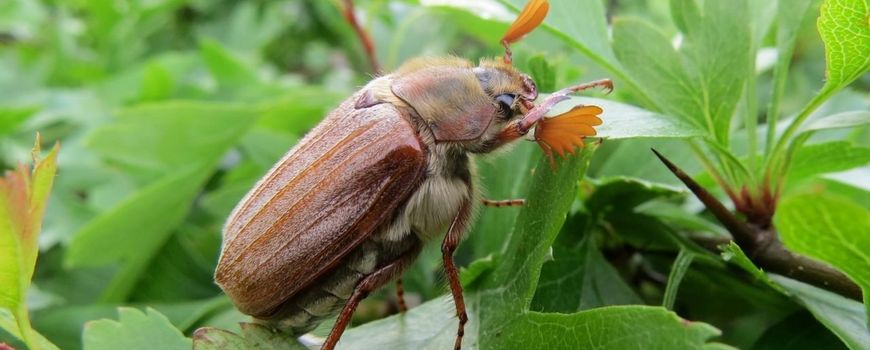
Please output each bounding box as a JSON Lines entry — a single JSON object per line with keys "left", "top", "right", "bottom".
{"left": 557, "top": 97, "right": 704, "bottom": 139}
{"left": 787, "top": 141, "right": 870, "bottom": 185}
{"left": 83, "top": 308, "right": 191, "bottom": 350}
{"left": 0, "top": 137, "right": 59, "bottom": 350}
{"left": 803, "top": 111, "right": 870, "bottom": 133}
{"left": 336, "top": 295, "right": 477, "bottom": 350}
{"left": 139, "top": 62, "right": 174, "bottom": 102}
{"left": 817, "top": 0, "right": 870, "bottom": 95}
{"left": 771, "top": 276, "right": 870, "bottom": 350}
{"left": 774, "top": 193, "right": 870, "bottom": 324}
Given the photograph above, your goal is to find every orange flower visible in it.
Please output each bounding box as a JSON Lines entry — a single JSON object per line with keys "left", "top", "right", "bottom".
{"left": 535, "top": 105, "right": 603, "bottom": 167}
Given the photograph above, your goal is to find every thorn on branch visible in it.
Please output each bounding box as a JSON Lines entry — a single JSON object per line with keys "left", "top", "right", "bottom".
{"left": 651, "top": 148, "right": 863, "bottom": 301}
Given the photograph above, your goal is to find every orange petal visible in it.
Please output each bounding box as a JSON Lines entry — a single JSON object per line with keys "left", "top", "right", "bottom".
{"left": 534, "top": 104, "right": 603, "bottom": 168}
{"left": 502, "top": 0, "right": 549, "bottom": 44}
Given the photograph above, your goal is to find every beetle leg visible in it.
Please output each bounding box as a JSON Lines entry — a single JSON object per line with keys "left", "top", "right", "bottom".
{"left": 482, "top": 198, "right": 525, "bottom": 207}
{"left": 488, "top": 122, "right": 526, "bottom": 150}
{"left": 321, "top": 244, "right": 421, "bottom": 350}
{"left": 442, "top": 197, "right": 474, "bottom": 350}
{"left": 395, "top": 278, "right": 408, "bottom": 312}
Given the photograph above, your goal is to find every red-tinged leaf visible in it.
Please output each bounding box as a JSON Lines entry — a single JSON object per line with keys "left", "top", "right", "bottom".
{"left": 0, "top": 134, "right": 59, "bottom": 349}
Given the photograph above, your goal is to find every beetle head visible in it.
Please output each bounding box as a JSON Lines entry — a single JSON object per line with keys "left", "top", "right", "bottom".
{"left": 389, "top": 57, "right": 539, "bottom": 150}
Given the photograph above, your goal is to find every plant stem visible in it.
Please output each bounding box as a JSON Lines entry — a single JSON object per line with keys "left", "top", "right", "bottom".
{"left": 765, "top": 86, "right": 833, "bottom": 170}
{"left": 745, "top": 55, "right": 758, "bottom": 172}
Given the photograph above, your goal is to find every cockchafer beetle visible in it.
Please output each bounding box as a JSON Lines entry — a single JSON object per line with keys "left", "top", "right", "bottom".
{"left": 215, "top": 1, "right": 611, "bottom": 349}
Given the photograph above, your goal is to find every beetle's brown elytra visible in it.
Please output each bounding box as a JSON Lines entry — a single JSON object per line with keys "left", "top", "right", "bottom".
{"left": 215, "top": 1, "right": 609, "bottom": 349}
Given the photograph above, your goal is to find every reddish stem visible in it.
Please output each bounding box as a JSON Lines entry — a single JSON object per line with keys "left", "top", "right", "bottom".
{"left": 342, "top": 0, "right": 380, "bottom": 74}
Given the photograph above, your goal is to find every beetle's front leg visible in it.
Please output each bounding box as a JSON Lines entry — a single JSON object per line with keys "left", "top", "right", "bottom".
{"left": 322, "top": 244, "right": 422, "bottom": 350}
{"left": 442, "top": 196, "right": 474, "bottom": 350}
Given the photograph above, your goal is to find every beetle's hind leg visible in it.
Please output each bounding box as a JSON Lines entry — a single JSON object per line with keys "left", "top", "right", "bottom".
{"left": 321, "top": 244, "right": 422, "bottom": 350}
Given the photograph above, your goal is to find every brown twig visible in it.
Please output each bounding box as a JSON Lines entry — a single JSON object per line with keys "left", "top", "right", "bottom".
{"left": 651, "top": 149, "right": 863, "bottom": 301}
{"left": 341, "top": 0, "right": 380, "bottom": 74}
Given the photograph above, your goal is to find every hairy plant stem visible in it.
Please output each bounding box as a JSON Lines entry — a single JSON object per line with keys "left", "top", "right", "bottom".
{"left": 652, "top": 149, "right": 863, "bottom": 301}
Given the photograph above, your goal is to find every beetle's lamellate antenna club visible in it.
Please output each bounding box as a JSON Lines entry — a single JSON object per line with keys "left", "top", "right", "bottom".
{"left": 501, "top": 0, "right": 549, "bottom": 64}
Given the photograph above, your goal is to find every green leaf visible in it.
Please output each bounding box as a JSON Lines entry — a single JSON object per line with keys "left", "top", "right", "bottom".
{"left": 339, "top": 295, "right": 480, "bottom": 350}
{"left": 615, "top": 0, "right": 751, "bottom": 145}
{"left": 65, "top": 163, "right": 212, "bottom": 302}
{"left": 532, "top": 228, "right": 643, "bottom": 313}
{"left": 803, "top": 111, "right": 870, "bottom": 133}
{"left": 765, "top": 0, "right": 815, "bottom": 149}
{"left": 478, "top": 148, "right": 594, "bottom": 317}
{"left": 751, "top": 312, "right": 849, "bottom": 350}
{"left": 85, "top": 101, "right": 258, "bottom": 179}
{"left": 0, "top": 137, "right": 59, "bottom": 350}
{"left": 193, "top": 323, "right": 305, "bottom": 350}
{"left": 467, "top": 142, "right": 537, "bottom": 256}
{"left": 82, "top": 308, "right": 191, "bottom": 350}
{"left": 0, "top": 106, "right": 38, "bottom": 136}
{"left": 200, "top": 39, "right": 259, "bottom": 90}
{"left": 483, "top": 307, "right": 730, "bottom": 350}
{"left": 817, "top": 0, "right": 870, "bottom": 96}
{"left": 584, "top": 176, "right": 683, "bottom": 215}
{"left": 771, "top": 276, "right": 870, "bottom": 350}
{"left": 526, "top": 55, "right": 556, "bottom": 93}
{"left": 139, "top": 62, "right": 174, "bottom": 102}
{"left": 1, "top": 307, "right": 60, "bottom": 350}
{"left": 774, "top": 193, "right": 870, "bottom": 323}
{"left": 557, "top": 97, "right": 704, "bottom": 139}
{"left": 786, "top": 141, "right": 870, "bottom": 185}
{"left": 612, "top": 17, "right": 699, "bottom": 128}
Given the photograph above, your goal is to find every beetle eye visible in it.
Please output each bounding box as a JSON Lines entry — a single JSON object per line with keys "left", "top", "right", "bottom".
{"left": 495, "top": 94, "right": 516, "bottom": 119}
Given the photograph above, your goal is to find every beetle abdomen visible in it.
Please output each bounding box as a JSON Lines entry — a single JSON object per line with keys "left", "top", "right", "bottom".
{"left": 258, "top": 231, "right": 421, "bottom": 335}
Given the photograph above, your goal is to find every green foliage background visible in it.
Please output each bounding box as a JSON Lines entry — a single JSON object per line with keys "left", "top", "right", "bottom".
{"left": 0, "top": 0, "right": 868, "bottom": 349}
